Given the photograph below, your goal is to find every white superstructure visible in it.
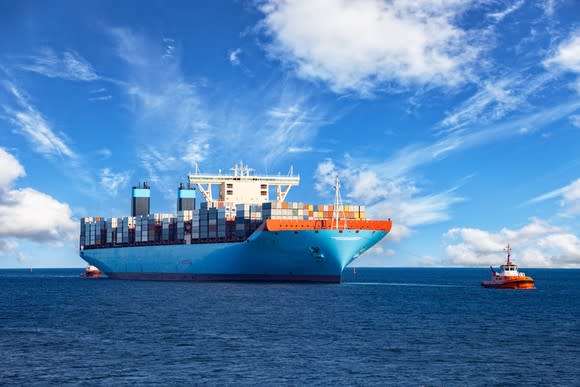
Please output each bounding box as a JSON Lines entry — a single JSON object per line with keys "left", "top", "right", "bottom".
{"left": 188, "top": 162, "right": 300, "bottom": 205}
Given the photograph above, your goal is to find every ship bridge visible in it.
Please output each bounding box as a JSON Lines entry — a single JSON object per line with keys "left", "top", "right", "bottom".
{"left": 188, "top": 162, "right": 300, "bottom": 205}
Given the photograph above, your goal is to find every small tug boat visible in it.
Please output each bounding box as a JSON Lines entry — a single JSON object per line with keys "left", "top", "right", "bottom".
{"left": 81, "top": 265, "right": 102, "bottom": 278}
{"left": 481, "top": 244, "right": 535, "bottom": 289}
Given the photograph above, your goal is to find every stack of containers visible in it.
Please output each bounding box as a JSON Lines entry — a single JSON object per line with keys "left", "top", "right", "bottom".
{"left": 89, "top": 222, "right": 95, "bottom": 246}
{"left": 262, "top": 202, "right": 279, "bottom": 219}
{"left": 118, "top": 217, "right": 134, "bottom": 244}
{"left": 157, "top": 213, "right": 176, "bottom": 241}
{"left": 94, "top": 218, "right": 105, "bottom": 245}
{"left": 106, "top": 217, "right": 118, "bottom": 244}
{"left": 235, "top": 204, "right": 262, "bottom": 237}
{"left": 148, "top": 214, "right": 156, "bottom": 242}
{"left": 224, "top": 203, "right": 236, "bottom": 221}
{"left": 208, "top": 208, "right": 218, "bottom": 239}
{"left": 79, "top": 202, "right": 375, "bottom": 248}
{"left": 115, "top": 219, "right": 121, "bottom": 244}
{"left": 262, "top": 202, "right": 367, "bottom": 221}
{"left": 250, "top": 204, "right": 262, "bottom": 222}
{"left": 191, "top": 210, "right": 200, "bottom": 239}
{"left": 176, "top": 212, "right": 183, "bottom": 240}
{"left": 79, "top": 219, "right": 85, "bottom": 247}
{"left": 200, "top": 207, "right": 209, "bottom": 239}
{"left": 177, "top": 210, "right": 192, "bottom": 240}
{"left": 135, "top": 215, "right": 143, "bottom": 242}
{"left": 217, "top": 208, "right": 226, "bottom": 238}
{"left": 262, "top": 202, "right": 305, "bottom": 220}
{"left": 127, "top": 216, "right": 136, "bottom": 243}
{"left": 119, "top": 217, "right": 126, "bottom": 244}
{"left": 80, "top": 217, "right": 92, "bottom": 247}
{"left": 161, "top": 218, "right": 170, "bottom": 241}
{"left": 235, "top": 204, "right": 251, "bottom": 237}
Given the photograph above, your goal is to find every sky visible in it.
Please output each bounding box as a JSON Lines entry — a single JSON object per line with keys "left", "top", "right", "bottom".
{"left": 1, "top": 0, "right": 580, "bottom": 268}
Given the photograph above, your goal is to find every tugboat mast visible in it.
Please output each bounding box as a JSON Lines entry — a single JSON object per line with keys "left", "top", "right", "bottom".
{"left": 505, "top": 244, "right": 512, "bottom": 265}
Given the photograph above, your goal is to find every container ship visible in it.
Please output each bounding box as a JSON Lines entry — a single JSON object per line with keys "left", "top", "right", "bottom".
{"left": 79, "top": 163, "right": 393, "bottom": 283}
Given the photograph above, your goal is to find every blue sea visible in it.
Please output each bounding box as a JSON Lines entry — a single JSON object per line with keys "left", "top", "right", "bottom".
{"left": 0, "top": 268, "right": 578, "bottom": 386}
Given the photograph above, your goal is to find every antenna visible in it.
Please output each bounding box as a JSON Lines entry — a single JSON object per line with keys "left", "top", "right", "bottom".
{"left": 289, "top": 164, "right": 294, "bottom": 176}
{"left": 505, "top": 244, "right": 512, "bottom": 264}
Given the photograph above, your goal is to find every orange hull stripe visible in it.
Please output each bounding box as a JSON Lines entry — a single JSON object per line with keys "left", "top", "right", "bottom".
{"left": 265, "top": 219, "right": 393, "bottom": 232}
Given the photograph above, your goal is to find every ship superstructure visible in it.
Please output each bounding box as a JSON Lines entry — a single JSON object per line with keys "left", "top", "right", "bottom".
{"left": 189, "top": 162, "right": 300, "bottom": 205}
{"left": 79, "top": 164, "right": 392, "bottom": 283}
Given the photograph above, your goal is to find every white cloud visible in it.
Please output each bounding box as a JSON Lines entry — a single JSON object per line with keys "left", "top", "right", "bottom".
{"left": 19, "top": 48, "right": 99, "bottom": 81}
{"left": 570, "top": 114, "right": 580, "bottom": 128}
{"left": 488, "top": 0, "right": 524, "bottom": 22}
{"left": 409, "top": 100, "right": 580, "bottom": 177}
{"left": 97, "top": 148, "right": 112, "bottom": 159}
{"left": 111, "top": 27, "right": 332, "bottom": 181}
{"left": 258, "top": 102, "right": 327, "bottom": 165}
{"left": 110, "top": 28, "right": 213, "bottom": 192}
{"left": 2, "top": 81, "right": 76, "bottom": 158}
{"left": 259, "top": 0, "right": 480, "bottom": 94}
{"left": 444, "top": 219, "right": 580, "bottom": 267}
{"left": 181, "top": 142, "right": 209, "bottom": 168}
{"left": 439, "top": 73, "right": 557, "bottom": 135}
{"left": 312, "top": 98, "right": 580, "bottom": 246}
{"left": 314, "top": 159, "right": 462, "bottom": 242}
{"left": 540, "top": 0, "right": 558, "bottom": 17}
{"left": 0, "top": 148, "right": 76, "bottom": 244}
{"left": 0, "top": 239, "right": 18, "bottom": 253}
{"left": 287, "top": 146, "right": 313, "bottom": 153}
{"left": 0, "top": 148, "right": 25, "bottom": 190}
{"left": 527, "top": 178, "right": 580, "bottom": 217}
{"left": 544, "top": 31, "right": 580, "bottom": 73}
{"left": 163, "top": 38, "right": 176, "bottom": 59}
{"left": 314, "top": 159, "right": 337, "bottom": 195}
{"left": 100, "top": 168, "right": 130, "bottom": 196}
{"left": 229, "top": 48, "right": 242, "bottom": 65}
{"left": 88, "top": 95, "right": 112, "bottom": 101}
{"left": 309, "top": 97, "right": 580, "bottom": 261}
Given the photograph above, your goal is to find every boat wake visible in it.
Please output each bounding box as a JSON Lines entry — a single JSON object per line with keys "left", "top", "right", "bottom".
{"left": 345, "top": 282, "right": 473, "bottom": 288}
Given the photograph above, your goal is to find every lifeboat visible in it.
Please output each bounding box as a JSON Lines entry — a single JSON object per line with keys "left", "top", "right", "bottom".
{"left": 81, "top": 265, "right": 102, "bottom": 278}
{"left": 481, "top": 244, "right": 535, "bottom": 289}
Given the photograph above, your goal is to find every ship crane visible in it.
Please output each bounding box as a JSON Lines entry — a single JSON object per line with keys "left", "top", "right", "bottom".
{"left": 188, "top": 162, "right": 300, "bottom": 205}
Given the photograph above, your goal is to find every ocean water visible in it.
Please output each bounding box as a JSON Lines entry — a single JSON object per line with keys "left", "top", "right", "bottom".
{"left": 0, "top": 268, "right": 578, "bottom": 386}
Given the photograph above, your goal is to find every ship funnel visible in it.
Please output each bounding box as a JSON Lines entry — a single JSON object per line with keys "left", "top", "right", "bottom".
{"left": 131, "top": 182, "right": 151, "bottom": 216}
{"left": 177, "top": 183, "right": 196, "bottom": 211}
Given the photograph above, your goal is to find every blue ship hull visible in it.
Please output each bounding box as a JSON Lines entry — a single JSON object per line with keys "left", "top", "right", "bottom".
{"left": 80, "top": 228, "right": 388, "bottom": 283}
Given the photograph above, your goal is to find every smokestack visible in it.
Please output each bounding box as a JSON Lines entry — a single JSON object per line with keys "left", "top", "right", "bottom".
{"left": 177, "top": 182, "right": 196, "bottom": 211}
{"left": 131, "top": 182, "right": 150, "bottom": 216}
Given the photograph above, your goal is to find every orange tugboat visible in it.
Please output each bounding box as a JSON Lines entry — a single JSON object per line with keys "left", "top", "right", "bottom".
{"left": 81, "top": 265, "right": 102, "bottom": 278}
{"left": 481, "top": 244, "right": 535, "bottom": 289}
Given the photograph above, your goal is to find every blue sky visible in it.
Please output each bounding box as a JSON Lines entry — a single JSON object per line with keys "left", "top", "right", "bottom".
{"left": 1, "top": 0, "right": 580, "bottom": 268}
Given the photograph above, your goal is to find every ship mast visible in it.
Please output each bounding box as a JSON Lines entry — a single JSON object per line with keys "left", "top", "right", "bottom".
{"left": 505, "top": 244, "right": 512, "bottom": 265}
{"left": 332, "top": 176, "right": 347, "bottom": 230}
